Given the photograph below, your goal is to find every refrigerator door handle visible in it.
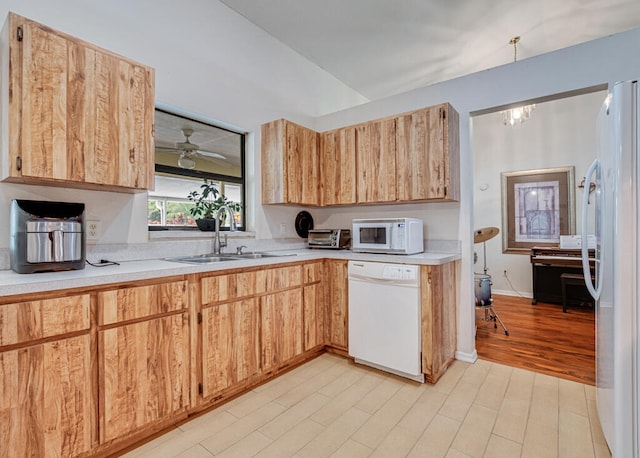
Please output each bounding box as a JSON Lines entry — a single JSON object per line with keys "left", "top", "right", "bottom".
{"left": 581, "top": 158, "right": 601, "bottom": 300}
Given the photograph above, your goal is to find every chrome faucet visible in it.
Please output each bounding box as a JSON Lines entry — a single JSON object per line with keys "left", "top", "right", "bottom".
{"left": 212, "top": 205, "right": 237, "bottom": 254}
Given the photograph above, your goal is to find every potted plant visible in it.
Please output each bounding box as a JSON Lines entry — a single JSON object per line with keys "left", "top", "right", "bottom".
{"left": 187, "top": 179, "right": 242, "bottom": 231}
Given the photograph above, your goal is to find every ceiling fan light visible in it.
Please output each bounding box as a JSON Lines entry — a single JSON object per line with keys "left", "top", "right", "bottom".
{"left": 178, "top": 153, "right": 196, "bottom": 169}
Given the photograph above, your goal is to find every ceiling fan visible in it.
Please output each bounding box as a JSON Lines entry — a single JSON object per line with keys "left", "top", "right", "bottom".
{"left": 156, "top": 128, "right": 227, "bottom": 169}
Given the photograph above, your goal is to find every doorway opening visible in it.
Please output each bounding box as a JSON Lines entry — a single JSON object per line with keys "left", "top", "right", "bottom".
{"left": 470, "top": 87, "right": 606, "bottom": 384}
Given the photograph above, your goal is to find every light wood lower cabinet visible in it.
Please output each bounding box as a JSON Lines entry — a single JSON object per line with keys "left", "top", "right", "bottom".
{"left": 421, "top": 261, "right": 458, "bottom": 383}
{"left": 198, "top": 265, "right": 305, "bottom": 402}
{"left": 0, "top": 258, "right": 459, "bottom": 456}
{"left": 261, "top": 289, "right": 304, "bottom": 372}
{"left": 97, "top": 280, "right": 190, "bottom": 444}
{"left": 201, "top": 298, "right": 260, "bottom": 398}
{"left": 0, "top": 295, "right": 93, "bottom": 457}
{"left": 303, "top": 261, "right": 326, "bottom": 351}
{"left": 326, "top": 259, "right": 349, "bottom": 351}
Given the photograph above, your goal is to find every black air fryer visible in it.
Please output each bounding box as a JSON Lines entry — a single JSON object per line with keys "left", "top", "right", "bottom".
{"left": 10, "top": 199, "right": 86, "bottom": 273}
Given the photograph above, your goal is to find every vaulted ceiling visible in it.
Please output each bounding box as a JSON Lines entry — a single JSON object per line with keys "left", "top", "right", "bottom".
{"left": 220, "top": 0, "right": 640, "bottom": 101}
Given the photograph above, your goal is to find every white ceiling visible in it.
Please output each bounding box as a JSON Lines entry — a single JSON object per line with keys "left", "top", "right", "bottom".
{"left": 219, "top": 0, "right": 640, "bottom": 101}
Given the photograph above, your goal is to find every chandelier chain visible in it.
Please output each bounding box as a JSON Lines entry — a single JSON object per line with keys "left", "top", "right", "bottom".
{"left": 509, "top": 36, "right": 520, "bottom": 63}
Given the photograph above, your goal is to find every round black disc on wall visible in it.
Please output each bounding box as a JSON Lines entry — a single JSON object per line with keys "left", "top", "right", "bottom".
{"left": 294, "top": 211, "right": 314, "bottom": 238}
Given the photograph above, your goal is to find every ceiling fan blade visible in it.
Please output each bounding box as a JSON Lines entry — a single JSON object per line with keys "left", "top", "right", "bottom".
{"left": 156, "top": 146, "right": 180, "bottom": 152}
{"left": 196, "top": 150, "right": 226, "bottom": 160}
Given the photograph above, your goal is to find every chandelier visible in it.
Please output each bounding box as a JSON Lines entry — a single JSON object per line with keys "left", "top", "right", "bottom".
{"left": 501, "top": 37, "right": 535, "bottom": 126}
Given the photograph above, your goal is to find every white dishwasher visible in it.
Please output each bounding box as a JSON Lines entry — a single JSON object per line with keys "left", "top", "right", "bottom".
{"left": 348, "top": 260, "right": 424, "bottom": 383}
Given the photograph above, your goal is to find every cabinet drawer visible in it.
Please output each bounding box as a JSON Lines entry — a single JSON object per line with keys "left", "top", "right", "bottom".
{"left": 256, "top": 265, "right": 302, "bottom": 293}
{"left": 201, "top": 271, "right": 257, "bottom": 305}
{"left": 99, "top": 280, "right": 188, "bottom": 325}
{"left": 303, "top": 262, "right": 324, "bottom": 284}
{"left": 0, "top": 295, "right": 90, "bottom": 346}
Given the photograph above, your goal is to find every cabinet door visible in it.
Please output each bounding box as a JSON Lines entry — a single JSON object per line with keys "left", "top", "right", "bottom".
{"left": 7, "top": 13, "right": 154, "bottom": 190}
{"left": 326, "top": 260, "right": 349, "bottom": 350}
{"left": 0, "top": 335, "right": 93, "bottom": 457}
{"left": 261, "top": 119, "right": 320, "bottom": 205}
{"left": 261, "top": 119, "right": 287, "bottom": 204}
{"left": 320, "top": 127, "right": 357, "bottom": 205}
{"left": 396, "top": 104, "right": 459, "bottom": 201}
{"left": 201, "top": 299, "right": 260, "bottom": 398}
{"left": 286, "top": 121, "right": 320, "bottom": 205}
{"left": 303, "top": 261, "right": 326, "bottom": 350}
{"left": 99, "top": 313, "right": 189, "bottom": 443}
{"left": 356, "top": 118, "right": 396, "bottom": 203}
{"left": 261, "top": 289, "right": 303, "bottom": 371}
{"left": 421, "top": 262, "right": 457, "bottom": 383}
{"left": 303, "top": 284, "right": 326, "bottom": 351}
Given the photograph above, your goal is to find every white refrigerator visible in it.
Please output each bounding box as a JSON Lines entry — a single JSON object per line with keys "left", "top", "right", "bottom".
{"left": 581, "top": 80, "right": 639, "bottom": 457}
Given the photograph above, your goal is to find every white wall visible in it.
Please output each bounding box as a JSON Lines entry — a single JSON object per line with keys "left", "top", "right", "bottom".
{"left": 1, "top": 0, "right": 640, "bottom": 361}
{"left": 0, "top": 0, "right": 368, "bottom": 246}
{"left": 472, "top": 90, "right": 604, "bottom": 297}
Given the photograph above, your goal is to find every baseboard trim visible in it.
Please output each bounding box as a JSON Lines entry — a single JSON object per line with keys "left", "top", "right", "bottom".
{"left": 455, "top": 349, "right": 478, "bottom": 363}
{"left": 491, "top": 289, "right": 533, "bottom": 299}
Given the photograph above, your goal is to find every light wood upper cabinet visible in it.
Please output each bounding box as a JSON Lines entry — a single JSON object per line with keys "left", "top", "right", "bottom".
{"left": 261, "top": 119, "right": 320, "bottom": 205}
{"left": 421, "top": 261, "right": 458, "bottom": 383}
{"left": 1, "top": 12, "right": 155, "bottom": 191}
{"left": 356, "top": 118, "right": 397, "bottom": 203}
{"left": 97, "top": 281, "right": 189, "bottom": 444}
{"left": 0, "top": 295, "right": 93, "bottom": 457}
{"left": 396, "top": 104, "right": 460, "bottom": 201}
{"left": 261, "top": 102, "right": 459, "bottom": 206}
{"left": 320, "top": 127, "right": 357, "bottom": 205}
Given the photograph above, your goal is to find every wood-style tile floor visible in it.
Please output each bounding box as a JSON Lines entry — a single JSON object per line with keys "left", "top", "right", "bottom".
{"left": 124, "top": 353, "right": 610, "bottom": 457}
{"left": 475, "top": 294, "right": 596, "bottom": 385}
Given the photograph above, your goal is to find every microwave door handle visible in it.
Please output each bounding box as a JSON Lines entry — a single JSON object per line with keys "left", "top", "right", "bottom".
{"left": 51, "top": 229, "right": 64, "bottom": 262}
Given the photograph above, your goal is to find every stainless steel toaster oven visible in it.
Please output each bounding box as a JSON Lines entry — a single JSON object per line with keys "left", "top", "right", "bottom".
{"left": 307, "top": 229, "right": 351, "bottom": 249}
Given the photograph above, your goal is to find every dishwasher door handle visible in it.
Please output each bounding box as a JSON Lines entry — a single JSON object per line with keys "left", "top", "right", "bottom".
{"left": 348, "top": 275, "right": 419, "bottom": 287}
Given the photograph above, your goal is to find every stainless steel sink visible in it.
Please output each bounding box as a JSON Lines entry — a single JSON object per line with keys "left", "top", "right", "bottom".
{"left": 223, "top": 252, "right": 295, "bottom": 259}
{"left": 166, "top": 255, "right": 239, "bottom": 264}
{"left": 166, "top": 252, "right": 296, "bottom": 264}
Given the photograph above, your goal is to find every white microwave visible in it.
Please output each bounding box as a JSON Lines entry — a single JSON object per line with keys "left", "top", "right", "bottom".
{"left": 352, "top": 218, "right": 424, "bottom": 254}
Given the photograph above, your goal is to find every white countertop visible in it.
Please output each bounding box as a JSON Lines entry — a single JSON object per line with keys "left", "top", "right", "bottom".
{"left": 0, "top": 249, "right": 460, "bottom": 298}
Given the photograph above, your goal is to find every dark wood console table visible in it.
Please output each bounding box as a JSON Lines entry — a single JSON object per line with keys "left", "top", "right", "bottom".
{"left": 530, "top": 246, "right": 595, "bottom": 305}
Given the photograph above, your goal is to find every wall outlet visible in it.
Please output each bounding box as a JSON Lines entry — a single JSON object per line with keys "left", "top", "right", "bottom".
{"left": 87, "top": 220, "right": 102, "bottom": 241}
{"left": 279, "top": 222, "right": 286, "bottom": 236}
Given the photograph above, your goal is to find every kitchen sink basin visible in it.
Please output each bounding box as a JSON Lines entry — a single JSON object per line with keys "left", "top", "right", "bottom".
{"left": 166, "top": 255, "right": 239, "bottom": 264}
{"left": 222, "top": 252, "right": 295, "bottom": 259}
{"left": 166, "top": 252, "right": 296, "bottom": 264}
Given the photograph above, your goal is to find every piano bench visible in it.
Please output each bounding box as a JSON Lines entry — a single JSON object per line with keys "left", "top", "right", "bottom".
{"left": 560, "top": 273, "right": 595, "bottom": 313}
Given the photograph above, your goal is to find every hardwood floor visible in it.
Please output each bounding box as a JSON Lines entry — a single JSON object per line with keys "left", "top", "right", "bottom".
{"left": 475, "top": 293, "right": 596, "bottom": 385}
